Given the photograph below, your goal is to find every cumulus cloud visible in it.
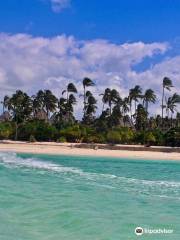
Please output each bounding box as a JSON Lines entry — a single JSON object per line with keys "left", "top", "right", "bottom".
{"left": 50, "top": 0, "right": 70, "bottom": 12}
{"left": 0, "top": 33, "right": 179, "bottom": 116}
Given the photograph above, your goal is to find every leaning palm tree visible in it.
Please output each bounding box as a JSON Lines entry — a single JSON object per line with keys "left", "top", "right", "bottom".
{"left": 128, "top": 92, "right": 133, "bottom": 121}
{"left": 83, "top": 94, "right": 97, "bottom": 124}
{"left": 101, "top": 88, "right": 119, "bottom": 116}
{"left": 33, "top": 90, "right": 57, "bottom": 120}
{"left": 121, "top": 97, "right": 130, "bottom": 126}
{"left": 129, "top": 85, "right": 142, "bottom": 116}
{"left": 82, "top": 78, "right": 95, "bottom": 118}
{"left": 143, "top": 89, "right": 156, "bottom": 113}
{"left": 62, "top": 83, "right": 77, "bottom": 101}
{"left": 62, "top": 83, "right": 78, "bottom": 122}
{"left": 122, "top": 97, "right": 129, "bottom": 117}
{"left": 161, "top": 77, "right": 173, "bottom": 125}
{"left": 43, "top": 90, "right": 58, "bottom": 119}
{"left": 166, "top": 93, "right": 180, "bottom": 127}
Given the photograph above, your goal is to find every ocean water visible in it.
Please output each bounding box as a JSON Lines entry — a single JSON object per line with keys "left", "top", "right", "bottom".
{"left": 0, "top": 152, "right": 180, "bottom": 240}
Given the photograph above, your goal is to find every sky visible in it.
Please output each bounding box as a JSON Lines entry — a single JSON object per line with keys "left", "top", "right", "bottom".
{"left": 0, "top": 0, "right": 180, "bottom": 115}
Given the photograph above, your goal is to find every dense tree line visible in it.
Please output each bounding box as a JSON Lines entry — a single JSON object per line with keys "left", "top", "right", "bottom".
{"left": 0, "top": 77, "right": 180, "bottom": 146}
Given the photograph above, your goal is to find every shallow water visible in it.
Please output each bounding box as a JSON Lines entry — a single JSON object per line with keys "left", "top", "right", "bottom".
{"left": 0, "top": 152, "right": 179, "bottom": 239}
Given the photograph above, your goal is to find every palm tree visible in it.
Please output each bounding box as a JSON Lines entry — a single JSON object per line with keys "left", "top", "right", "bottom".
{"left": 122, "top": 97, "right": 130, "bottom": 126}
{"left": 53, "top": 97, "right": 67, "bottom": 126}
{"left": 33, "top": 90, "right": 44, "bottom": 116}
{"left": 63, "top": 83, "right": 77, "bottom": 100}
{"left": 143, "top": 89, "right": 156, "bottom": 113}
{"left": 135, "top": 104, "right": 147, "bottom": 131}
{"left": 82, "top": 78, "right": 95, "bottom": 118}
{"left": 161, "top": 77, "right": 173, "bottom": 125}
{"left": 166, "top": 93, "right": 180, "bottom": 127}
{"left": 33, "top": 90, "right": 57, "bottom": 120}
{"left": 122, "top": 97, "right": 129, "bottom": 117}
{"left": 101, "top": 88, "right": 119, "bottom": 116}
{"left": 43, "top": 90, "right": 58, "bottom": 119}
{"left": 7, "top": 90, "right": 32, "bottom": 140}
{"left": 62, "top": 83, "right": 78, "bottom": 122}
{"left": 129, "top": 85, "right": 142, "bottom": 117}
{"left": 176, "top": 112, "right": 180, "bottom": 127}
{"left": 128, "top": 92, "right": 133, "bottom": 121}
{"left": 83, "top": 94, "right": 97, "bottom": 124}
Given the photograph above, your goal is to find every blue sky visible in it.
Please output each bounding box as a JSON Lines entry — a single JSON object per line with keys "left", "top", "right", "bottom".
{"left": 0, "top": 0, "right": 180, "bottom": 115}
{"left": 1, "top": 0, "right": 180, "bottom": 43}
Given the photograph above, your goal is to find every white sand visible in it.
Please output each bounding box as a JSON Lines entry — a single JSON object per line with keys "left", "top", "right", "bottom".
{"left": 0, "top": 141, "right": 179, "bottom": 160}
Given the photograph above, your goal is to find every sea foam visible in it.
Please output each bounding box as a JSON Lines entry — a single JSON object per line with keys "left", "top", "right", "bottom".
{"left": 0, "top": 152, "right": 180, "bottom": 191}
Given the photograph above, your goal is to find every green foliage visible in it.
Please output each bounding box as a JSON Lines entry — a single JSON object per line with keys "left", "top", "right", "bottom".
{"left": 152, "top": 129, "right": 164, "bottom": 146}
{"left": 0, "top": 77, "right": 180, "bottom": 146}
{"left": 18, "top": 120, "right": 57, "bottom": 141}
{"left": 116, "top": 127, "right": 134, "bottom": 144}
{"left": 29, "top": 135, "right": 36, "bottom": 142}
{"left": 165, "top": 128, "right": 180, "bottom": 147}
{"left": 107, "top": 131, "right": 122, "bottom": 144}
{"left": 0, "top": 122, "right": 14, "bottom": 139}
{"left": 83, "top": 133, "right": 106, "bottom": 144}
{"left": 60, "top": 125, "right": 83, "bottom": 143}
{"left": 144, "top": 132, "right": 156, "bottom": 146}
{"left": 134, "top": 129, "right": 164, "bottom": 146}
{"left": 58, "top": 136, "right": 67, "bottom": 143}
{"left": 134, "top": 131, "right": 145, "bottom": 145}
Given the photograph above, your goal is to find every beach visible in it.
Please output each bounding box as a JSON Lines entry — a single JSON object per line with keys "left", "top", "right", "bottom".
{"left": 0, "top": 141, "right": 180, "bottom": 160}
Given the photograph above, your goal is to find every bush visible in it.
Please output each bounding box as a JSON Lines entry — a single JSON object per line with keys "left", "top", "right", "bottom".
{"left": 18, "top": 120, "right": 58, "bottom": 141}
{"left": 83, "top": 134, "right": 106, "bottom": 144}
{"left": 134, "top": 131, "right": 145, "bottom": 144}
{"left": 0, "top": 122, "right": 14, "bottom": 139}
{"left": 165, "top": 128, "right": 180, "bottom": 147}
{"left": 60, "top": 125, "right": 83, "bottom": 142}
{"left": 29, "top": 135, "right": 36, "bottom": 142}
{"left": 144, "top": 132, "right": 156, "bottom": 146}
{"left": 58, "top": 136, "right": 67, "bottom": 143}
{"left": 106, "top": 131, "right": 122, "bottom": 144}
{"left": 116, "top": 127, "right": 134, "bottom": 144}
{"left": 152, "top": 129, "right": 164, "bottom": 146}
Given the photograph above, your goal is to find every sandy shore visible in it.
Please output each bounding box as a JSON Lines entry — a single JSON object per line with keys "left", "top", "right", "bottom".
{"left": 0, "top": 141, "right": 179, "bottom": 160}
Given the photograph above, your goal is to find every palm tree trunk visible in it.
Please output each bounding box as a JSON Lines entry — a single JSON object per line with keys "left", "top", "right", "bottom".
{"left": 123, "top": 110, "right": 125, "bottom": 127}
{"left": 130, "top": 102, "right": 132, "bottom": 121}
{"left": 3, "top": 103, "right": 5, "bottom": 114}
{"left": 162, "top": 87, "right": 165, "bottom": 127}
{"left": 47, "top": 108, "right": 49, "bottom": 121}
{"left": 15, "top": 122, "right": 18, "bottom": 141}
{"left": 66, "top": 90, "right": 70, "bottom": 122}
{"left": 145, "top": 101, "right": 148, "bottom": 130}
{"left": 102, "top": 103, "right": 105, "bottom": 112}
{"left": 109, "top": 102, "right": 112, "bottom": 116}
{"left": 83, "top": 86, "right": 86, "bottom": 118}
{"left": 171, "top": 112, "right": 173, "bottom": 128}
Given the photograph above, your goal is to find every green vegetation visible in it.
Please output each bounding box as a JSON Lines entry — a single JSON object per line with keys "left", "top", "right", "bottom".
{"left": 0, "top": 77, "right": 180, "bottom": 146}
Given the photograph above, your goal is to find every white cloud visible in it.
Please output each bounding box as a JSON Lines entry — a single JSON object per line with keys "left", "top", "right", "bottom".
{"left": 0, "top": 33, "right": 179, "bottom": 117}
{"left": 50, "top": 0, "right": 70, "bottom": 12}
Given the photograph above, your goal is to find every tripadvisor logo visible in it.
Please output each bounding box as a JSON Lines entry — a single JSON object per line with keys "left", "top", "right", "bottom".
{"left": 135, "top": 227, "right": 144, "bottom": 236}
{"left": 135, "top": 226, "right": 173, "bottom": 236}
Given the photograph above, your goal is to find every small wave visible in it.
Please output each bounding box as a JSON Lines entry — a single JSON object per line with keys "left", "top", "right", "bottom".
{"left": 122, "top": 177, "right": 180, "bottom": 188}
{"left": 0, "top": 152, "right": 84, "bottom": 175}
{"left": 0, "top": 152, "right": 180, "bottom": 190}
{"left": 154, "top": 194, "right": 180, "bottom": 200}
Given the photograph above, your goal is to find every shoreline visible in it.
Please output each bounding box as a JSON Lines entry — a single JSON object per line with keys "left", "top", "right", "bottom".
{"left": 0, "top": 141, "right": 180, "bottom": 160}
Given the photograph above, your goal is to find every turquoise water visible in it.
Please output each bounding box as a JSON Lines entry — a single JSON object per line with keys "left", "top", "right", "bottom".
{"left": 0, "top": 152, "right": 180, "bottom": 240}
